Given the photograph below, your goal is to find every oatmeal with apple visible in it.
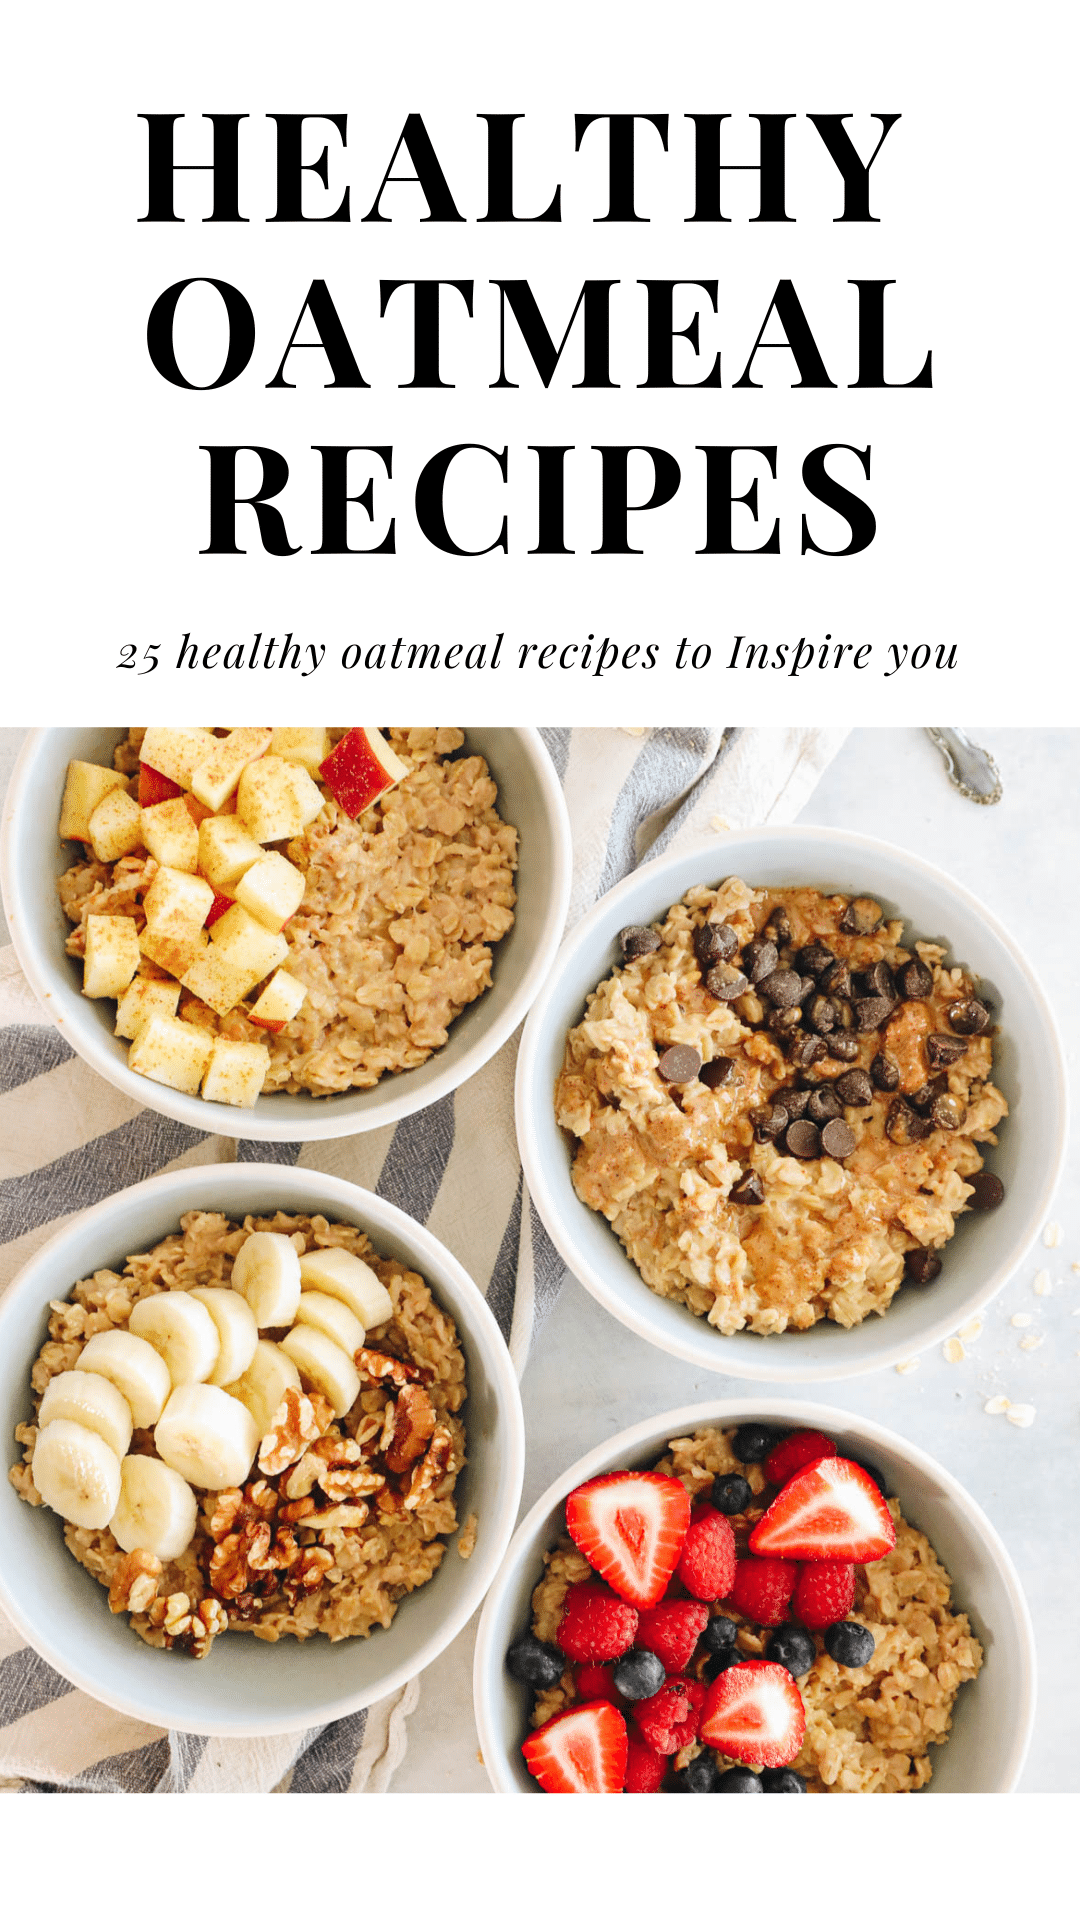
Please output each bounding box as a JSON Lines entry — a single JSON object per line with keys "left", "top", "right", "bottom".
{"left": 10, "top": 1209, "right": 467, "bottom": 1656}
{"left": 555, "top": 878, "right": 1008, "bottom": 1335}
{"left": 56, "top": 727, "right": 517, "bottom": 1107}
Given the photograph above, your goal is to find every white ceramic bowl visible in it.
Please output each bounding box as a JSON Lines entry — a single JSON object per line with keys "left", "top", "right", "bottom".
{"left": 516, "top": 826, "right": 1067, "bottom": 1381}
{"left": 0, "top": 1161, "right": 525, "bottom": 1737}
{"left": 1, "top": 727, "right": 571, "bottom": 1140}
{"left": 474, "top": 1397, "right": 1036, "bottom": 1794}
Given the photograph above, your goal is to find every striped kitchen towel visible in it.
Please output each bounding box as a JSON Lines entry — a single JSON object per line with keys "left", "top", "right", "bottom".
{"left": 0, "top": 724, "right": 845, "bottom": 1792}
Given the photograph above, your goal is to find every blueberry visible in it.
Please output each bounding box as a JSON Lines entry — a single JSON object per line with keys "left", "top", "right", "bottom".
{"left": 762, "top": 1767, "right": 807, "bottom": 1794}
{"left": 682, "top": 1754, "right": 718, "bottom": 1794}
{"left": 710, "top": 1472, "right": 753, "bottom": 1514}
{"left": 505, "top": 1634, "right": 566, "bottom": 1689}
{"left": 766, "top": 1622, "right": 817, "bottom": 1679}
{"left": 715, "top": 1766, "right": 764, "bottom": 1793}
{"left": 701, "top": 1615, "right": 738, "bottom": 1657}
{"left": 824, "top": 1621, "right": 876, "bottom": 1669}
{"left": 731, "top": 1424, "right": 774, "bottom": 1464}
{"left": 846, "top": 1455, "right": 890, "bottom": 1498}
{"left": 613, "top": 1648, "right": 666, "bottom": 1701}
{"left": 705, "top": 1647, "right": 750, "bottom": 1681}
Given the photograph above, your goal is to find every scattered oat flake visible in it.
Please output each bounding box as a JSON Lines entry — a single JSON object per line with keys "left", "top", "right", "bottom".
{"left": 1010, "top": 1312, "right": 1033, "bottom": 1328}
{"left": 959, "top": 1317, "right": 983, "bottom": 1342}
{"left": 620, "top": 727, "right": 647, "bottom": 737}
{"left": 1072, "top": 1262, "right": 1080, "bottom": 1274}
{"left": 709, "top": 814, "right": 731, "bottom": 833}
{"left": 1043, "top": 1222, "right": 1063, "bottom": 1248}
{"left": 984, "top": 1396, "right": 1011, "bottom": 1416}
{"left": 942, "top": 1337, "right": 966, "bottom": 1364}
{"left": 1019, "top": 1334, "right": 1044, "bottom": 1352}
{"left": 1005, "top": 1404, "right": 1036, "bottom": 1428}
{"left": 895, "top": 1357, "right": 920, "bottom": 1375}
{"left": 1033, "top": 1271, "right": 1053, "bottom": 1296}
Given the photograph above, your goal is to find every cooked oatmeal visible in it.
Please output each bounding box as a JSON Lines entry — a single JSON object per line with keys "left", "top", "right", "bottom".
{"left": 528, "top": 1427, "right": 982, "bottom": 1793}
{"left": 556, "top": 879, "right": 1009, "bottom": 1335}
{"left": 10, "top": 1211, "right": 467, "bottom": 1653}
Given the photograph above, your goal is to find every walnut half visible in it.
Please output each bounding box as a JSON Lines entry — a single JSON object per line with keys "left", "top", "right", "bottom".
{"left": 108, "top": 1549, "right": 162, "bottom": 1616}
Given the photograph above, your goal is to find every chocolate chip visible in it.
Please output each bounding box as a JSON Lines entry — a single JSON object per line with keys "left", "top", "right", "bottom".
{"left": 820, "top": 958, "right": 852, "bottom": 999}
{"left": 751, "top": 1105, "right": 787, "bottom": 1143}
{"left": 766, "top": 1005, "right": 803, "bottom": 1034}
{"left": 931, "top": 1093, "right": 965, "bottom": 1130}
{"left": 967, "top": 1170, "right": 1005, "bottom": 1210}
{"left": 620, "top": 925, "right": 661, "bottom": 962}
{"left": 897, "top": 957, "right": 933, "bottom": 1000}
{"left": 926, "top": 1032, "right": 968, "bottom": 1071}
{"left": 782, "top": 1088, "right": 811, "bottom": 1120}
{"left": 742, "top": 936, "right": 779, "bottom": 985}
{"left": 826, "top": 1032, "right": 859, "bottom": 1061}
{"left": 904, "top": 1248, "right": 942, "bottom": 1284}
{"left": 699, "top": 1058, "right": 734, "bottom": 1090}
{"left": 821, "top": 1117, "right": 857, "bottom": 1160}
{"left": 761, "top": 968, "right": 804, "bottom": 1008}
{"left": 705, "top": 962, "right": 749, "bottom": 1002}
{"left": 730, "top": 1170, "right": 765, "bottom": 1206}
{"left": 857, "top": 961, "right": 897, "bottom": 1003}
{"left": 764, "top": 907, "right": 792, "bottom": 945}
{"left": 840, "top": 896, "right": 884, "bottom": 936}
{"left": 788, "top": 1032, "right": 827, "bottom": 1069}
{"left": 786, "top": 1118, "right": 822, "bottom": 1159}
{"left": 854, "top": 996, "right": 893, "bottom": 1033}
{"left": 948, "top": 997, "right": 990, "bottom": 1035}
{"left": 885, "top": 1099, "right": 933, "bottom": 1145}
{"left": 909, "top": 1074, "right": 946, "bottom": 1113}
{"left": 835, "top": 1068, "right": 874, "bottom": 1107}
{"left": 806, "top": 994, "right": 837, "bottom": 1035}
{"left": 795, "top": 942, "right": 835, "bottom": 979}
{"left": 694, "top": 921, "right": 738, "bottom": 968}
{"left": 807, "top": 1086, "right": 843, "bottom": 1123}
{"left": 657, "top": 1044, "right": 702, "bottom": 1085}
{"left": 871, "top": 1053, "right": 900, "bottom": 1092}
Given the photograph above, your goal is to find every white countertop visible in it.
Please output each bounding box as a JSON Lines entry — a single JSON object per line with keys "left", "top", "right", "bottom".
{"left": 1, "top": 729, "right": 1074, "bottom": 1793}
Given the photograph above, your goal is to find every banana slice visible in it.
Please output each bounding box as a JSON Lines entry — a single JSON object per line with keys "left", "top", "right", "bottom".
{"left": 231, "top": 1232, "right": 302, "bottom": 1329}
{"left": 155, "top": 1383, "right": 259, "bottom": 1490}
{"left": 110, "top": 1454, "right": 199, "bottom": 1561}
{"left": 190, "top": 1286, "right": 259, "bottom": 1386}
{"left": 76, "top": 1330, "right": 171, "bottom": 1429}
{"left": 31, "top": 1418, "right": 122, "bottom": 1528}
{"left": 298, "top": 1247, "right": 393, "bottom": 1330}
{"left": 38, "top": 1370, "right": 133, "bottom": 1459}
{"left": 222, "top": 1340, "right": 301, "bottom": 1437}
{"left": 293, "top": 1291, "right": 364, "bottom": 1359}
{"left": 128, "top": 1292, "right": 221, "bottom": 1387}
{"left": 281, "top": 1324, "right": 361, "bottom": 1419}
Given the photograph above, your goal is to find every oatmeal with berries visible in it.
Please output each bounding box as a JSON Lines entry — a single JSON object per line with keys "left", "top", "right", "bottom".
{"left": 555, "top": 880, "right": 1008, "bottom": 1336}
{"left": 10, "top": 1210, "right": 467, "bottom": 1657}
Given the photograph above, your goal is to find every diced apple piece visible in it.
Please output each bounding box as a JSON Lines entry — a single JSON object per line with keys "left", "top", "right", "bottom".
{"left": 236, "top": 756, "right": 322, "bottom": 843}
{"left": 140, "top": 797, "right": 199, "bottom": 874}
{"left": 197, "top": 815, "right": 263, "bottom": 893}
{"left": 140, "top": 728, "right": 217, "bottom": 790}
{"left": 139, "top": 925, "right": 208, "bottom": 977}
{"left": 209, "top": 903, "right": 289, "bottom": 983}
{"left": 205, "top": 891, "right": 234, "bottom": 928}
{"left": 180, "top": 947, "right": 261, "bottom": 1017}
{"left": 128, "top": 1014, "right": 214, "bottom": 1096}
{"left": 139, "top": 763, "right": 183, "bottom": 808}
{"left": 248, "top": 969, "right": 307, "bottom": 1033}
{"left": 190, "top": 728, "right": 273, "bottom": 812}
{"left": 234, "top": 851, "right": 305, "bottom": 931}
{"left": 201, "top": 1037, "right": 269, "bottom": 1108}
{"left": 59, "top": 762, "right": 127, "bottom": 841}
{"left": 82, "top": 915, "right": 141, "bottom": 999}
{"left": 318, "top": 728, "right": 408, "bottom": 820}
{"left": 115, "top": 976, "right": 182, "bottom": 1040}
{"left": 271, "top": 728, "right": 331, "bottom": 776}
{"left": 143, "top": 866, "right": 214, "bottom": 932}
{"left": 87, "top": 786, "right": 144, "bottom": 863}
{"left": 183, "top": 794, "right": 215, "bottom": 827}
{"left": 281, "top": 760, "right": 324, "bottom": 829}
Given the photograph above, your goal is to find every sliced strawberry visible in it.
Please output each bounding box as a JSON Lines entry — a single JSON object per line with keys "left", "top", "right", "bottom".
{"left": 575, "top": 1663, "right": 621, "bottom": 1706}
{"left": 765, "top": 1428, "right": 837, "bottom": 1485}
{"left": 521, "top": 1699, "right": 628, "bottom": 1794}
{"left": 624, "top": 1733, "right": 670, "bottom": 1793}
{"left": 700, "top": 1661, "right": 806, "bottom": 1768}
{"left": 749, "top": 1457, "right": 896, "bottom": 1563}
{"left": 565, "top": 1471, "right": 691, "bottom": 1609}
{"left": 139, "top": 764, "right": 183, "bottom": 807}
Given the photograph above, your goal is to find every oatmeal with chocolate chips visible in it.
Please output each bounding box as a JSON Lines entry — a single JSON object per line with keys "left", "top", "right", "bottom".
{"left": 556, "top": 879, "right": 1008, "bottom": 1335}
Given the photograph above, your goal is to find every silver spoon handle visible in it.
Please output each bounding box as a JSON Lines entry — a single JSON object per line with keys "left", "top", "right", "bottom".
{"left": 925, "top": 729, "right": 1003, "bottom": 806}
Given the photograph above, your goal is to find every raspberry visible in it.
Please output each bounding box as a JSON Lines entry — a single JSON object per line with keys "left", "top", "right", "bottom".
{"left": 730, "top": 1557, "right": 799, "bottom": 1627}
{"left": 792, "top": 1562, "right": 856, "bottom": 1631}
{"left": 556, "top": 1581, "right": 638, "bottom": 1662}
{"left": 631, "top": 1678, "right": 698, "bottom": 1755}
{"left": 677, "top": 1508, "right": 737, "bottom": 1601}
{"left": 575, "top": 1662, "right": 621, "bottom": 1705}
{"left": 765, "top": 1429, "right": 837, "bottom": 1485}
{"left": 679, "top": 1677, "right": 708, "bottom": 1748}
{"left": 624, "top": 1734, "right": 671, "bottom": 1793}
{"left": 634, "top": 1598, "right": 709, "bottom": 1675}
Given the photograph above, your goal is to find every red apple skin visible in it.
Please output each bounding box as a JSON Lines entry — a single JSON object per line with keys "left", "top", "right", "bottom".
{"left": 139, "top": 764, "right": 183, "bottom": 807}
{"left": 319, "top": 729, "right": 394, "bottom": 820}
{"left": 205, "top": 892, "right": 234, "bottom": 928}
{"left": 248, "top": 1015, "right": 286, "bottom": 1032}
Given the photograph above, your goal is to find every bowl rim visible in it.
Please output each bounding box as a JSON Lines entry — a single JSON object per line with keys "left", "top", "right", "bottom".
{"left": 0, "top": 726, "right": 573, "bottom": 1141}
{"left": 0, "top": 1160, "right": 526, "bottom": 1737}
{"left": 472, "top": 1393, "right": 1038, "bottom": 1795}
{"left": 515, "top": 822, "right": 1069, "bottom": 1382}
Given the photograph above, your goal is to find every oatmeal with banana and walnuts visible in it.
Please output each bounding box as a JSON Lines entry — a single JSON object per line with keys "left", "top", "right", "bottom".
{"left": 556, "top": 879, "right": 1008, "bottom": 1336}
{"left": 10, "top": 1210, "right": 467, "bottom": 1658}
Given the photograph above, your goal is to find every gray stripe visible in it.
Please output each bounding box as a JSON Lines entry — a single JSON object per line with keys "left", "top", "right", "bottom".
{"left": 539, "top": 728, "right": 571, "bottom": 782}
{"left": 0, "top": 1111, "right": 206, "bottom": 1246}
{"left": 287, "top": 1708, "right": 368, "bottom": 1792}
{"left": 66, "top": 1735, "right": 172, "bottom": 1794}
{"left": 529, "top": 1194, "right": 566, "bottom": 1339}
{"left": 644, "top": 727, "right": 739, "bottom": 864}
{"left": 597, "top": 729, "right": 717, "bottom": 897}
{"left": 0, "top": 1647, "right": 73, "bottom": 1730}
{"left": 237, "top": 1139, "right": 301, "bottom": 1165}
{"left": 375, "top": 1094, "right": 455, "bottom": 1223}
{"left": 484, "top": 1170, "right": 523, "bottom": 1340}
{"left": 0, "top": 1026, "right": 73, "bottom": 1095}
{"left": 155, "top": 1731, "right": 210, "bottom": 1792}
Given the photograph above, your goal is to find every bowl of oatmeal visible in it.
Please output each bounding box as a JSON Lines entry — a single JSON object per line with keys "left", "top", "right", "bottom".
{"left": 1, "top": 727, "right": 571, "bottom": 1138}
{"left": 473, "top": 1398, "right": 1035, "bottom": 1793}
{"left": 516, "top": 827, "right": 1066, "bottom": 1380}
{"left": 0, "top": 1161, "right": 524, "bottom": 1735}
